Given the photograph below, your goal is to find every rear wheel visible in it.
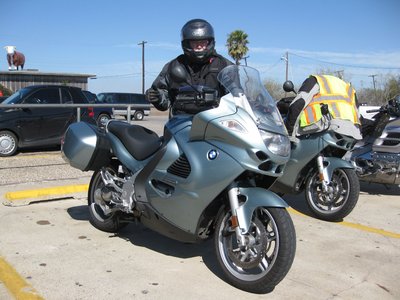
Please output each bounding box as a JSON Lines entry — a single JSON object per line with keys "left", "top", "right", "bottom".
{"left": 305, "top": 168, "right": 359, "bottom": 221}
{"left": 0, "top": 130, "right": 18, "bottom": 157}
{"left": 88, "top": 165, "right": 128, "bottom": 232}
{"left": 214, "top": 207, "right": 296, "bottom": 294}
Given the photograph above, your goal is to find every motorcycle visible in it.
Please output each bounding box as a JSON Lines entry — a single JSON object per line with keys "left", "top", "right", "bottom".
{"left": 61, "top": 64, "right": 296, "bottom": 294}
{"left": 271, "top": 81, "right": 361, "bottom": 221}
{"left": 348, "top": 95, "right": 400, "bottom": 185}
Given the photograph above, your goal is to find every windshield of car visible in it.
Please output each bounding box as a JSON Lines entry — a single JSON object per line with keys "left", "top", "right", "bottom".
{"left": 83, "top": 91, "right": 97, "bottom": 103}
{"left": 97, "top": 93, "right": 107, "bottom": 103}
{"left": 217, "top": 65, "right": 286, "bottom": 132}
{"left": 3, "top": 87, "right": 31, "bottom": 104}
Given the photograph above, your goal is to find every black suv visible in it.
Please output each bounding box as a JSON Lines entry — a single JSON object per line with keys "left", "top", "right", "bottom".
{"left": 0, "top": 85, "right": 94, "bottom": 156}
{"left": 97, "top": 92, "right": 150, "bottom": 121}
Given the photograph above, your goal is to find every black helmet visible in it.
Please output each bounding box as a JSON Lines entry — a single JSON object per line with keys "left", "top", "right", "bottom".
{"left": 181, "top": 19, "right": 215, "bottom": 63}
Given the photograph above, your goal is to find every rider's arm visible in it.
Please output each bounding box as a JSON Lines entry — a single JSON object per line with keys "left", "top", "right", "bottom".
{"left": 148, "top": 62, "right": 172, "bottom": 111}
{"left": 285, "top": 77, "right": 319, "bottom": 135}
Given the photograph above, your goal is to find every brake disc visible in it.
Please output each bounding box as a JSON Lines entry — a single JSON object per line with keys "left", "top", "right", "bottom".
{"left": 227, "top": 218, "right": 268, "bottom": 270}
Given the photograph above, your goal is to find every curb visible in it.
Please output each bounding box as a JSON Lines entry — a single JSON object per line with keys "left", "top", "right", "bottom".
{"left": 2, "top": 184, "right": 89, "bottom": 207}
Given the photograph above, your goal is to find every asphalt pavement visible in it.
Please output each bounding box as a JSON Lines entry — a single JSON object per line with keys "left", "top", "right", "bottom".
{"left": 0, "top": 114, "right": 399, "bottom": 299}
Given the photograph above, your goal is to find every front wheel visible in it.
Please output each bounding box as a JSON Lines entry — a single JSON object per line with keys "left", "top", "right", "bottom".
{"left": 305, "top": 168, "right": 359, "bottom": 221}
{"left": 214, "top": 207, "right": 296, "bottom": 294}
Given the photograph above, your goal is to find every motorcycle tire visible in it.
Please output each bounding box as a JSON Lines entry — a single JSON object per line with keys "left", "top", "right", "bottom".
{"left": 88, "top": 165, "right": 128, "bottom": 233}
{"left": 305, "top": 168, "right": 359, "bottom": 221}
{"left": 214, "top": 207, "right": 296, "bottom": 294}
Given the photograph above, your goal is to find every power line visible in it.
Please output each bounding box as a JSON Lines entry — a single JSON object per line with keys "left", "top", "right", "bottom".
{"left": 289, "top": 51, "right": 400, "bottom": 70}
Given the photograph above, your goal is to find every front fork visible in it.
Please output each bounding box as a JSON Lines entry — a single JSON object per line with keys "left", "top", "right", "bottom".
{"left": 228, "top": 186, "right": 247, "bottom": 247}
{"left": 226, "top": 184, "right": 288, "bottom": 248}
{"left": 317, "top": 155, "right": 331, "bottom": 192}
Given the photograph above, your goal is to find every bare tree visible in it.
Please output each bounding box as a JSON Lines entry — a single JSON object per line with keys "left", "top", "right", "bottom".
{"left": 357, "top": 74, "right": 399, "bottom": 105}
{"left": 314, "top": 67, "right": 352, "bottom": 83}
{"left": 264, "top": 79, "right": 287, "bottom": 101}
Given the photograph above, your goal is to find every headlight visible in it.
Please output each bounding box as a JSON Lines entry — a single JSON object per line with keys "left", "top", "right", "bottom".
{"left": 260, "top": 130, "right": 290, "bottom": 157}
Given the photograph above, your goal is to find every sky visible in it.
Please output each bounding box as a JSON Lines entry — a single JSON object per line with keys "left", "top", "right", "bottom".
{"left": 1, "top": 0, "right": 399, "bottom": 94}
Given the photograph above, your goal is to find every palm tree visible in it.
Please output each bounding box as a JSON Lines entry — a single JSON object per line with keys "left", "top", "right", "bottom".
{"left": 226, "top": 30, "right": 249, "bottom": 65}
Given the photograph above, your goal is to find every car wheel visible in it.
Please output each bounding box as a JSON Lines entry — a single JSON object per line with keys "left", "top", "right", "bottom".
{"left": 97, "top": 113, "right": 111, "bottom": 128}
{"left": 134, "top": 110, "right": 144, "bottom": 121}
{"left": 0, "top": 130, "right": 18, "bottom": 157}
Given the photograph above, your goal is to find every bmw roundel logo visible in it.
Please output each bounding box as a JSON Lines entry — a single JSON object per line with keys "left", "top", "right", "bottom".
{"left": 207, "top": 149, "right": 218, "bottom": 160}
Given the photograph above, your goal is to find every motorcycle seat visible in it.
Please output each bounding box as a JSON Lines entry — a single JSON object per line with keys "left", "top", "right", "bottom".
{"left": 107, "top": 121, "right": 163, "bottom": 160}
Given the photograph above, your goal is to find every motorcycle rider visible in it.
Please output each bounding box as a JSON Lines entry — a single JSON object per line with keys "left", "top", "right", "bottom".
{"left": 285, "top": 74, "right": 362, "bottom": 139}
{"left": 145, "top": 18, "right": 233, "bottom": 116}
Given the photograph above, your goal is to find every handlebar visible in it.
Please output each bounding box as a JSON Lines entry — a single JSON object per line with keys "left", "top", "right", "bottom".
{"left": 366, "top": 103, "right": 400, "bottom": 117}
{"left": 366, "top": 109, "right": 381, "bottom": 113}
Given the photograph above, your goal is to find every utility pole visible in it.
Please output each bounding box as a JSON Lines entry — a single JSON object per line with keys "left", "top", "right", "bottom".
{"left": 368, "top": 74, "right": 377, "bottom": 91}
{"left": 281, "top": 51, "right": 289, "bottom": 81}
{"left": 334, "top": 70, "right": 344, "bottom": 79}
{"left": 138, "top": 41, "right": 147, "bottom": 94}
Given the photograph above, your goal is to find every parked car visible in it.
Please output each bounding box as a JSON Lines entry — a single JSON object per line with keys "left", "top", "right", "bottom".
{"left": 0, "top": 85, "right": 94, "bottom": 156}
{"left": 97, "top": 92, "right": 150, "bottom": 121}
{"left": 82, "top": 90, "right": 113, "bottom": 128}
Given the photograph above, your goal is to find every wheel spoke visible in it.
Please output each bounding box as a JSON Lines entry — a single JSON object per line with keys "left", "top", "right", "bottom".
{"left": 257, "top": 257, "right": 269, "bottom": 272}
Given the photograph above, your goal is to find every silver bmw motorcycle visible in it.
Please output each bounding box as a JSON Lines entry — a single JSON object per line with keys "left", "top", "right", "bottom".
{"left": 62, "top": 65, "right": 296, "bottom": 294}
{"left": 274, "top": 81, "right": 361, "bottom": 221}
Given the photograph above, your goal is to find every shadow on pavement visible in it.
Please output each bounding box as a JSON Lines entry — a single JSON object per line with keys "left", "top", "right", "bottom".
{"left": 281, "top": 192, "right": 316, "bottom": 218}
{"left": 67, "top": 205, "right": 90, "bottom": 221}
{"left": 67, "top": 204, "right": 224, "bottom": 280}
{"left": 359, "top": 181, "right": 400, "bottom": 195}
{"left": 16, "top": 145, "right": 61, "bottom": 155}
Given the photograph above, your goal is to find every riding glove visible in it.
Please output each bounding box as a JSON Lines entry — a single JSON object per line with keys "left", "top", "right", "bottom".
{"left": 145, "top": 88, "right": 161, "bottom": 103}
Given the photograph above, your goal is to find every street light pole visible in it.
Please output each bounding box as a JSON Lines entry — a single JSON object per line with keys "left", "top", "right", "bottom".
{"left": 138, "top": 41, "right": 147, "bottom": 94}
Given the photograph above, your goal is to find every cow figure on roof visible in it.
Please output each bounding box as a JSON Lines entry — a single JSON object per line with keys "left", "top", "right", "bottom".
{"left": 4, "top": 46, "right": 25, "bottom": 71}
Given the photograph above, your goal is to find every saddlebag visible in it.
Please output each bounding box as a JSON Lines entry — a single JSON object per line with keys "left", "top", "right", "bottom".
{"left": 61, "top": 122, "right": 111, "bottom": 171}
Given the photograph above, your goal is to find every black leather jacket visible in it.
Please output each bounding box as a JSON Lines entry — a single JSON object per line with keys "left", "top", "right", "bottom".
{"left": 148, "top": 53, "right": 233, "bottom": 114}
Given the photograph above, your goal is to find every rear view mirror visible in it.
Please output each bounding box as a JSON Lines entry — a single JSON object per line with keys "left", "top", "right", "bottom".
{"left": 283, "top": 81, "right": 296, "bottom": 94}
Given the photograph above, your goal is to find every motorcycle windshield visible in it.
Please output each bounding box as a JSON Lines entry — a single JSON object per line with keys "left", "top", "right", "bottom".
{"left": 217, "top": 65, "right": 286, "bottom": 132}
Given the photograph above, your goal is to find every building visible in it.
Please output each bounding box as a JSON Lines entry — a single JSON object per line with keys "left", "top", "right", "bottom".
{"left": 0, "top": 70, "right": 96, "bottom": 93}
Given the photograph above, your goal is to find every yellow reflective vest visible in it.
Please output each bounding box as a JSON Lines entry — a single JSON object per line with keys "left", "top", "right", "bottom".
{"left": 299, "top": 75, "right": 360, "bottom": 127}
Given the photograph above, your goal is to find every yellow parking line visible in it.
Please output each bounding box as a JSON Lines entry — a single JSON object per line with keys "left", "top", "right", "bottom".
{"left": 0, "top": 256, "right": 44, "bottom": 300}
{"left": 5, "top": 184, "right": 89, "bottom": 201}
{"left": 339, "top": 221, "right": 400, "bottom": 239}
{"left": 287, "top": 207, "right": 400, "bottom": 239}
